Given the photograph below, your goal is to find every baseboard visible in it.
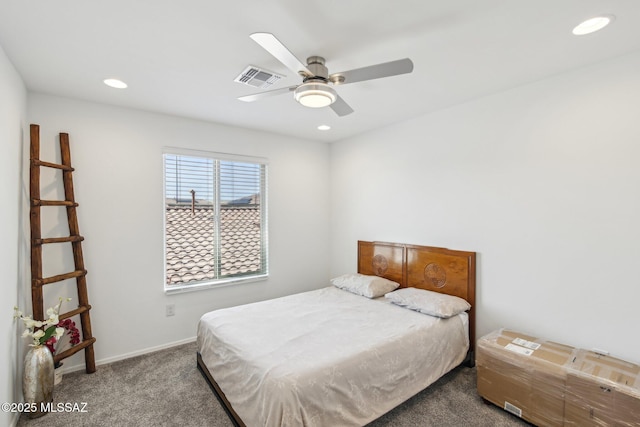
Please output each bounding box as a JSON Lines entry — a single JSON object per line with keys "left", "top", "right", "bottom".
{"left": 62, "top": 336, "right": 197, "bottom": 374}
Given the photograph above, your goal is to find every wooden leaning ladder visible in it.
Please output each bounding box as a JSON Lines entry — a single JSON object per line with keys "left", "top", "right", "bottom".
{"left": 29, "top": 124, "right": 96, "bottom": 373}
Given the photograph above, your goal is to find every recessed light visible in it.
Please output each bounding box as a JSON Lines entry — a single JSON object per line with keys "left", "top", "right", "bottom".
{"left": 317, "top": 125, "right": 331, "bottom": 131}
{"left": 572, "top": 15, "right": 614, "bottom": 35}
{"left": 103, "top": 78, "right": 128, "bottom": 89}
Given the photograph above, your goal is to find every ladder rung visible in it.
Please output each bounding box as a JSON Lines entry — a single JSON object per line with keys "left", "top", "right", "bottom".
{"left": 31, "top": 159, "right": 74, "bottom": 171}
{"left": 33, "top": 235, "right": 84, "bottom": 245}
{"left": 58, "top": 304, "right": 92, "bottom": 321}
{"left": 32, "top": 199, "right": 78, "bottom": 207}
{"left": 34, "top": 269, "right": 87, "bottom": 286}
{"left": 53, "top": 337, "right": 96, "bottom": 365}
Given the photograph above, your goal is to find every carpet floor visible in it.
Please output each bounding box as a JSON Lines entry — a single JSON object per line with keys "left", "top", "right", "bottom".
{"left": 17, "top": 341, "right": 530, "bottom": 426}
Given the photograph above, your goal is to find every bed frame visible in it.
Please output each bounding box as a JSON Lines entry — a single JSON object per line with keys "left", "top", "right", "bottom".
{"left": 197, "top": 240, "right": 476, "bottom": 427}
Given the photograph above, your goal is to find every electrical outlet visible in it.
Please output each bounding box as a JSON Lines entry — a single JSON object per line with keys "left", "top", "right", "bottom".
{"left": 166, "top": 304, "right": 175, "bottom": 317}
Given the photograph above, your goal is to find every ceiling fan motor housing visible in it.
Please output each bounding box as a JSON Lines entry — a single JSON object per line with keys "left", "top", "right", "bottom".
{"left": 304, "top": 56, "right": 329, "bottom": 81}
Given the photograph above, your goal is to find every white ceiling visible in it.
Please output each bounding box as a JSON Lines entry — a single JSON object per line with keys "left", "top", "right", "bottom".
{"left": 2, "top": 0, "right": 640, "bottom": 143}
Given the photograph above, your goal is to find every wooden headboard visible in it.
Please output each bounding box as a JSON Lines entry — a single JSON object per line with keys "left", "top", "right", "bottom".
{"left": 358, "top": 240, "right": 477, "bottom": 352}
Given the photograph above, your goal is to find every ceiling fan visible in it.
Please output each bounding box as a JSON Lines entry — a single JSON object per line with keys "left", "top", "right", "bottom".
{"left": 238, "top": 33, "right": 414, "bottom": 117}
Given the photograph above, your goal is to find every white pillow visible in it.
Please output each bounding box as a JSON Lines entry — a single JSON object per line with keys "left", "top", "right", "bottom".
{"left": 385, "top": 287, "right": 470, "bottom": 318}
{"left": 331, "top": 273, "right": 400, "bottom": 298}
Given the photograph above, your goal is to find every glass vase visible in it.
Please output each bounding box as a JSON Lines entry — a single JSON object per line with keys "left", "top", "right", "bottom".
{"left": 22, "top": 345, "right": 54, "bottom": 418}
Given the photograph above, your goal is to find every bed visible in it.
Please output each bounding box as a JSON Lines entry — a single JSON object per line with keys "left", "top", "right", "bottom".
{"left": 197, "top": 240, "right": 476, "bottom": 426}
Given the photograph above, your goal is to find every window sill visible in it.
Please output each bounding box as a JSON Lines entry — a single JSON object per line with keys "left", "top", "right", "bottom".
{"left": 164, "top": 274, "right": 268, "bottom": 295}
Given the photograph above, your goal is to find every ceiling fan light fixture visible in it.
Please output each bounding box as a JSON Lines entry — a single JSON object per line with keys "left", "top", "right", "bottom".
{"left": 294, "top": 83, "right": 337, "bottom": 108}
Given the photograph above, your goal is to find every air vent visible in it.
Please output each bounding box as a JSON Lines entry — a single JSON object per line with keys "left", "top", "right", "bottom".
{"left": 503, "top": 401, "right": 522, "bottom": 418}
{"left": 234, "top": 65, "right": 283, "bottom": 89}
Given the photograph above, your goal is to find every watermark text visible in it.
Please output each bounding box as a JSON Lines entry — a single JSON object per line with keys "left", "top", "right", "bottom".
{"left": 1, "top": 401, "right": 88, "bottom": 413}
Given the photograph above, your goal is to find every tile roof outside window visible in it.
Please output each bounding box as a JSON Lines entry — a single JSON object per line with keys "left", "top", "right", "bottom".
{"left": 165, "top": 204, "right": 262, "bottom": 285}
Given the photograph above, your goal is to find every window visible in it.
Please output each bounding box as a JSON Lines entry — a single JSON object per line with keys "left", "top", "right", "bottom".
{"left": 163, "top": 149, "right": 268, "bottom": 293}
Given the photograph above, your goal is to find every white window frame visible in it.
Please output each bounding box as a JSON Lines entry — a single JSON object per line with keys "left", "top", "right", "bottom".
{"left": 163, "top": 147, "right": 268, "bottom": 295}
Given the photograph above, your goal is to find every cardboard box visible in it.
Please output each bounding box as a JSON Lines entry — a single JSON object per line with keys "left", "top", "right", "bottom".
{"left": 564, "top": 349, "right": 640, "bottom": 426}
{"left": 476, "top": 329, "right": 576, "bottom": 427}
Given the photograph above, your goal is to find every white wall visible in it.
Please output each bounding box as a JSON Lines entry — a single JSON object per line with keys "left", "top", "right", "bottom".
{"left": 0, "top": 44, "right": 27, "bottom": 427}
{"left": 330, "top": 50, "right": 640, "bottom": 364}
{"left": 27, "top": 94, "right": 331, "bottom": 370}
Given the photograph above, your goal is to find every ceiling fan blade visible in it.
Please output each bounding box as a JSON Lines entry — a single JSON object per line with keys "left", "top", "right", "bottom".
{"left": 249, "top": 32, "right": 313, "bottom": 77}
{"left": 331, "top": 58, "right": 413, "bottom": 85}
{"left": 238, "top": 85, "right": 297, "bottom": 102}
{"left": 330, "top": 95, "right": 354, "bottom": 117}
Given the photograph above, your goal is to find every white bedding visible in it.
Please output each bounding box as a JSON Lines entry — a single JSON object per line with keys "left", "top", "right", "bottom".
{"left": 197, "top": 286, "right": 469, "bottom": 427}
